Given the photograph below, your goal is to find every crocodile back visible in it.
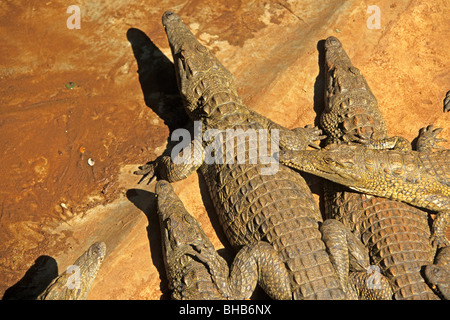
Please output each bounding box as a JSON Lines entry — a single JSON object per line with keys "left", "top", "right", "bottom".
{"left": 325, "top": 188, "right": 437, "bottom": 299}
{"left": 201, "top": 104, "right": 345, "bottom": 300}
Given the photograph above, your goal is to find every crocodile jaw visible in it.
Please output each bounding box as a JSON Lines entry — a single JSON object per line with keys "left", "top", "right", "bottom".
{"left": 278, "top": 149, "right": 363, "bottom": 186}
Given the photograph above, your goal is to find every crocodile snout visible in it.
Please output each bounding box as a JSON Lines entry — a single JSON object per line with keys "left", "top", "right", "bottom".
{"left": 162, "top": 10, "right": 181, "bottom": 25}
{"left": 324, "top": 36, "right": 342, "bottom": 49}
{"left": 155, "top": 180, "right": 172, "bottom": 196}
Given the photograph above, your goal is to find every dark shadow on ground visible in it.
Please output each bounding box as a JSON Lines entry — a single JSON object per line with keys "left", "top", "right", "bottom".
{"left": 2, "top": 255, "right": 58, "bottom": 300}
{"left": 303, "top": 38, "right": 328, "bottom": 217}
{"left": 312, "top": 39, "right": 326, "bottom": 136}
{"left": 125, "top": 188, "right": 170, "bottom": 300}
{"left": 126, "top": 28, "right": 189, "bottom": 133}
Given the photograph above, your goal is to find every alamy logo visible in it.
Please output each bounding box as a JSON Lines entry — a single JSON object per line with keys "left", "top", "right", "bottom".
{"left": 170, "top": 121, "right": 279, "bottom": 175}
{"left": 65, "top": 265, "right": 81, "bottom": 290}
{"left": 366, "top": 5, "right": 381, "bottom": 29}
{"left": 366, "top": 265, "right": 382, "bottom": 289}
{"left": 67, "top": 5, "right": 81, "bottom": 29}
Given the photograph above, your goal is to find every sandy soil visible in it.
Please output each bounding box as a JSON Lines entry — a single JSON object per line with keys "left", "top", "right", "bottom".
{"left": 0, "top": 0, "right": 448, "bottom": 299}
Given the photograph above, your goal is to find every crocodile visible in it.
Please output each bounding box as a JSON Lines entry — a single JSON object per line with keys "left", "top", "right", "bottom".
{"left": 37, "top": 241, "right": 106, "bottom": 300}
{"left": 280, "top": 36, "right": 441, "bottom": 300}
{"left": 278, "top": 142, "right": 450, "bottom": 247}
{"left": 425, "top": 246, "right": 450, "bottom": 299}
{"left": 155, "top": 179, "right": 292, "bottom": 299}
{"left": 156, "top": 180, "right": 392, "bottom": 300}
{"left": 135, "top": 11, "right": 350, "bottom": 299}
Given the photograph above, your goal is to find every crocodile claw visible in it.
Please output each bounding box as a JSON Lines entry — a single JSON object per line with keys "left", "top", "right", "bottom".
{"left": 299, "top": 125, "right": 326, "bottom": 149}
{"left": 417, "top": 124, "right": 447, "bottom": 151}
{"left": 309, "top": 141, "right": 322, "bottom": 150}
{"left": 430, "top": 234, "right": 450, "bottom": 249}
{"left": 134, "top": 162, "right": 157, "bottom": 184}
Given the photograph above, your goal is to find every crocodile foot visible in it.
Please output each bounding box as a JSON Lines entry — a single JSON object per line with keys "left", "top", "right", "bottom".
{"left": 431, "top": 210, "right": 450, "bottom": 248}
{"left": 134, "top": 161, "right": 157, "bottom": 184}
{"left": 416, "top": 124, "right": 447, "bottom": 152}
{"left": 280, "top": 125, "right": 325, "bottom": 151}
{"left": 293, "top": 124, "right": 327, "bottom": 149}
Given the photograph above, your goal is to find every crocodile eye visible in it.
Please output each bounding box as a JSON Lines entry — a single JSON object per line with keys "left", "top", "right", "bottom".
{"left": 183, "top": 214, "right": 195, "bottom": 224}
{"left": 195, "top": 44, "right": 207, "bottom": 53}
{"left": 323, "top": 156, "right": 335, "bottom": 164}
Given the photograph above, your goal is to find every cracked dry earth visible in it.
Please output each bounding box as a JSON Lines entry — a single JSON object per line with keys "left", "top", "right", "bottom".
{"left": 0, "top": 0, "right": 449, "bottom": 299}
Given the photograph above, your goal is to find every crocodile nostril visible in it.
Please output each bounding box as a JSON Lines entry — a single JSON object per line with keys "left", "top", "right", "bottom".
{"left": 164, "top": 11, "right": 174, "bottom": 18}
{"left": 325, "top": 36, "right": 341, "bottom": 48}
{"left": 162, "top": 11, "right": 179, "bottom": 24}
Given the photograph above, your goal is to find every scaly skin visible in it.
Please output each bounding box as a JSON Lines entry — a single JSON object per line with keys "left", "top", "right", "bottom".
{"left": 156, "top": 180, "right": 292, "bottom": 300}
{"left": 37, "top": 242, "right": 106, "bottom": 300}
{"left": 319, "top": 219, "right": 393, "bottom": 300}
{"left": 282, "top": 36, "right": 441, "bottom": 300}
{"left": 425, "top": 247, "right": 450, "bottom": 299}
{"left": 279, "top": 143, "right": 450, "bottom": 248}
{"left": 320, "top": 37, "right": 409, "bottom": 150}
{"left": 136, "top": 11, "right": 346, "bottom": 299}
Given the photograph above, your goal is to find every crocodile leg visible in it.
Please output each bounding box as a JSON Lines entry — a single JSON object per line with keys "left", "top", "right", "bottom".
{"left": 195, "top": 241, "right": 292, "bottom": 300}
{"left": 320, "top": 219, "right": 393, "bottom": 299}
{"left": 416, "top": 124, "right": 450, "bottom": 248}
{"left": 135, "top": 134, "right": 204, "bottom": 183}
{"left": 425, "top": 246, "right": 450, "bottom": 299}
{"left": 416, "top": 125, "right": 447, "bottom": 152}
{"left": 431, "top": 211, "right": 450, "bottom": 247}
{"left": 320, "top": 219, "right": 369, "bottom": 279}
{"left": 265, "top": 118, "right": 325, "bottom": 151}
{"left": 232, "top": 242, "right": 291, "bottom": 300}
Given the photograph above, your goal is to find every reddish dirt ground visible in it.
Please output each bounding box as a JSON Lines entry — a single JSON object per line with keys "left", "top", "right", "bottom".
{"left": 0, "top": 0, "right": 448, "bottom": 299}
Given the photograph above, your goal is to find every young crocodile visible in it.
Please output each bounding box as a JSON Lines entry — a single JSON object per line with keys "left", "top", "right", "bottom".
{"left": 282, "top": 36, "right": 441, "bottom": 300}
{"left": 155, "top": 179, "right": 292, "bottom": 299}
{"left": 136, "top": 11, "right": 347, "bottom": 299}
{"left": 37, "top": 241, "right": 106, "bottom": 300}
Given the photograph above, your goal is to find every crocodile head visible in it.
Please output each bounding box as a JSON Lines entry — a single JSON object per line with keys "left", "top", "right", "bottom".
{"left": 324, "top": 37, "right": 365, "bottom": 104}
{"left": 322, "top": 36, "right": 387, "bottom": 143}
{"left": 162, "top": 11, "right": 235, "bottom": 117}
{"left": 155, "top": 180, "right": 212, "bottom": 260}
{"left": 278, "top": 144, "right": 365, "bottom": 188}
{"left": 37, "top": 241, "right": 106, "bottom": 300}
